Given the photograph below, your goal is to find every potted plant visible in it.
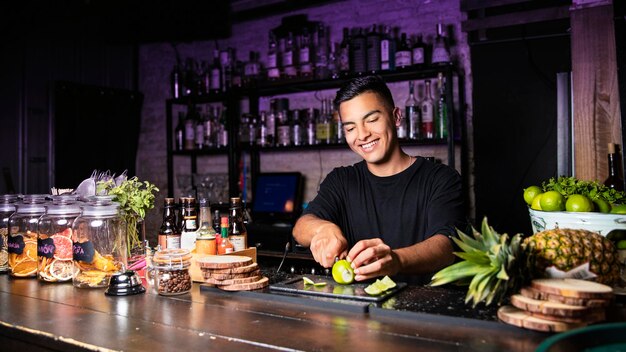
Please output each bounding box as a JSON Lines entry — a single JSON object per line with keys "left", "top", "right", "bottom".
{"left": 97, "top": 176, "right": 159, "bottom": 273}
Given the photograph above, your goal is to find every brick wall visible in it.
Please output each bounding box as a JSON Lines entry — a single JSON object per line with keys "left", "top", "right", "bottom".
{"left": 137, "top": 0, "right": 473, "bottom": 242}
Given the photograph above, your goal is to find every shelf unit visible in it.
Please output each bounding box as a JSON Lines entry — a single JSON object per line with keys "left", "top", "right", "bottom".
{"left": 165, "top": 63, "right": 463, "bottom": 200}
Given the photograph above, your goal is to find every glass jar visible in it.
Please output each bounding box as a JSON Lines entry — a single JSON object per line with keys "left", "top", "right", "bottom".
{"left": 0, "top": 195, "right": 19, "bottom": 273}
{"left": 148, "top": 248, "right": 192, "bottom": 295}
{"left": 8, "top": 194, "right": 47, "bottom": 278}
{"left": 72, "top": 195, "right": 127, "bottom": 288}
{"left": 37, "top": 195, "right": 81, "bottom": 282}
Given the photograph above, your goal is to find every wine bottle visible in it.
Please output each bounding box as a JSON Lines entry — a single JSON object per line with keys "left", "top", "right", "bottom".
{"left": 605, "top": 143, "right": 624, "bottom": 191}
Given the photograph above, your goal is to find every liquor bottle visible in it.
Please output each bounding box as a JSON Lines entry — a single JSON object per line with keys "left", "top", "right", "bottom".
{"left": 267, "top": 31, "right": 280, "bottom": 81}
{"left": 299, "top": 28, "right": 313, "bottom": 78}
{"left": 203, "top": 106, "right": 215, "bottom": 149}
{"left": 292, "top": 109, "right": 303, "bottom": 146}
{"left": 366, "top": 24, "right": 381, "bottom": 73}
{"left": 210, "top": 49, "right": 222, "bottom": 95}
{"left": 218, "top": 216, "right": 234, "bottom": 254}
{"left": 212, "top": 209, "right": 221, "bottom": 234}
{"left": 228, "top": 197, "right": 247, "bottom": 252}
{"left": 179, "top": 197, "right": 198, "bottom": 250}
{"left": 328, "top": 43, "right": 339, "bottom": 79}
{"left": 267, "top": 103, "right": 276, "bottom": 146}
{"left": 333, "top": 103, "right": 343, "bottom": 144}
{"left": 605, "top": 143, "right": 624, "bottom": 191}
{"left": 421, "top": 80, "right": 435, "bottom": 139}
{"left": 350, "top": 27, "right": 366, "bottom": 75}
{"left": 184, "top": 107, "right": 195, "bottom": 150}
{"left": 257, "top": 111, "right": 269, "bottom": 147}
{"left": 174, "top": 112, "right": 185, "bottom": 151}
{"left": 171, "top": 64, "right": 182, "bottom": 99}
{"left": 316, "top": 99, "right": 332, "bottom": 145}
{"left": 194, "top": 106, "right": 205, "bottom": 149}
{"left": 231, "top": 60, "right": 243, "bottom": 89}
{"left": 436, "top": 72, "right": 449, "bottom": 140}
{"left": 411, "top": 34, "right": 426, "bottom": 66}
{"left": 183, "top": 58, "right": 195, "bottom": 96}
{"left": 239, "top": 114, "right": 251, "bottom": 145}
{"left": 314, "top": 23, "right": 329, "bottom": 80}
{"left": 380, "top": 25, "right": 395, "bottom": 71}
{"left": 201, "top": 61, "right": 210, "bottom": 96}
{"left": 158, "top": 198, "right": 181, "bottom": 250}
{"left": 243, "top": 51, "right": 260, "bottom": 88}
{"left": 338, "top": 27, "right": 351, "bottom": 77}
{"left": 220, "top": 48, "right": 233, "bottom": 92}
{"left": 431, "top": 22, "right": 451, "bottom": 64}
{"left": 283, "top": 32, "right": 298, "bottom": 79}
{"left": 395, "top": 32, "right": 411, "bottom": 69}
{"left": 305, "top": 108, "right": 317, "bottom": 146}
{"left": 247, "top": 114, "right": 257, "bottom": 146}
{"left": 406, "top": 81, "right": 420, "bottom": 140}
{"left": 195, "top": 198, "right": 217, "bottom": 255}
{"left": 216, "top": 106, "right": 229, "bottom": 149}
{"left": 276, "top": 111, "right": 291, "bottom": 147}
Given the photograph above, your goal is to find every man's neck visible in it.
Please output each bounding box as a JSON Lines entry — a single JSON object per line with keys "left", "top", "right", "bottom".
{"left": 365, "top": 149, "right": 412, "bottom": 177}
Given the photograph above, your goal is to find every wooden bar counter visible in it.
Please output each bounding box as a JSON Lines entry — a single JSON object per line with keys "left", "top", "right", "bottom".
{"left": 0, "top": 274, "right": 574, "bottom": 351}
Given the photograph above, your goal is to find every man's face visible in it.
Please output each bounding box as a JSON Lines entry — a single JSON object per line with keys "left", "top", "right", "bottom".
{"left": 339, "top": 91, "right": 400, "bottom": 165}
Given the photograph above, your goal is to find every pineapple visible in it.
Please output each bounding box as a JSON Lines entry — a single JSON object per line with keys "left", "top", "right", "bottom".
{"left": 429, "top": 218, "right": 621, "bottom": 307}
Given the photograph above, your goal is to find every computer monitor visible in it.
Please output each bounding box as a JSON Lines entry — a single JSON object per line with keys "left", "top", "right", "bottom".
{"left": 251, "top": 172, "right": 304, "bottom": 225}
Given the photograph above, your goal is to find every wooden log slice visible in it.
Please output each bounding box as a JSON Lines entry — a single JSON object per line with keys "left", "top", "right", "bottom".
{"left": 526, "top": 309, "right": 606, "bottom": 324}
{"left": 531, "top": 278, "right": 614, "bottom": 300}
{"left": 510, "top": 294, "right": 604, "bottom": 318}
{"left": 204, "top": 269, "right": 261, "bottom": 281}
{"left": 204, "top": 275, "right": 262, "bottom": 286}
{"left": 497, "top": 305, "right": 587, "bottom": 332}
{"left": 519, "top": 287, "right": 612, "bottom": 308}
{"left": 206, "top": 262, "right": 259, "bottom": 275}
{"left": 219, "top": 276, "right": 269, "bottom": 291}
{"left": 196, "top": 255, "right": 253, "bottom": 269}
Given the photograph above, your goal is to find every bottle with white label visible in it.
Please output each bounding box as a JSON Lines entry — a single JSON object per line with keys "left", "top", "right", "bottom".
{"left": 411, "top": 34, "right": 425, "bottom": 66}
{"left": 406, "top": 81, "right": 420, "bottom": 140}
{"left": 380, "top": 25, "right": 395, "bottom": 71}
{"left": 267, "top": 31, "right": 281, "bottom": 81}
{"left": 421, "top": 80, "right": 435, "bottom": 139}
{"left": 431, "top": 23, "right": 451, "bottom": 64}
{"left": 394, "top": 32, "right": 411, "bottom": 69}
{"left": 179, "top": 197, "right": 198, "bottom": 250}
{"left": 228, "top": 197, "right": 247, "bottom": 252}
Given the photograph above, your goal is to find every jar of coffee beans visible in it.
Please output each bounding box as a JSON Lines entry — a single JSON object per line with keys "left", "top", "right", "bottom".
{"left": 149, "top": 248, "right": 193, "bottom": 296}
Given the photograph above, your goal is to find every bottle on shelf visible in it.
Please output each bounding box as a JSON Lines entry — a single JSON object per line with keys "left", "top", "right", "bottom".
{"left": 366, "top": 24, "right": 381, "bottom": 73}
{"left": 333, "top": 103, "right": 343, "bottom": 143}
{"left": 179, "top": 197, "right": 198, "bottom": 250}
{"left": 243, "top": 51, "right": 260, "bottom": 88}
{"left": 183, "top": 58, "right": 195, "bottom": 96}
{"left": 194, "top": 106, "right": 205, "bottom": 149}
{"left": 218, "top": 216, "right": 234, "bottom": 254}
{"left": 316, "top": 99, "right": 332, "bottom": 145}
{"left": 203, "top": 106, "right": 215, "bottom": 149}
{"left": 174, "top": 111, "right": 185, "bottom": 151}
{"left": 292, "top": 109, "right": 303, "bottom": 146}
{"left": 216, "top": 106, "right": 229, "bottom": 149}
{"left": 298, "top": 28, "right": 313, "bottom": 78}
{"left": 158, "top": 198, "right": 181, "bottom": 250}
{"left": 436, "top": 72, "right": 449, "bottom": 140}
{"left": 257, "top": 111, "right": 270, "bottom": 147}
{"left": 305, "top": 107, "right": 317, "bottom": 146}
{"left": 315, "top": 23, "right": 329, "bottom": 80}
{"left": 220, "top": 48, "right": 233, "bottom": 92}
{"left": 338, "top": 27, "right": 351, "bottom": 77}
{"left": 283, "top": 32, "right": 298, "bottom": 79}
{"left": 196, "top": 198, "right": 217, "bottom": 255}
{"left": 395, "top": 32, "right": 412, "bottom": 69}
{"left": 267, "top": 106, "right": 276, "bottom": 147}
{"left": 201, "top": 61, "right": 211, "bottom": 96}
{"left": 328, "top": 42, "right": 339, "bottom": 79}
{"left": 421, "top": 80, "right": 435, "bottom": 139}
{"left": 411, "top": 34, "right": 426, "bottom": 66}
{"left": 380, "top": 25, "right": 395, "bottom": 71}
{"left": 406, "top": 81, "right": 420, "bottom": 140}
{"left": 605, "top": 143, "right": 624, "bottom": 191}
{"left": 228, "top": 197, "right": 247, "bottom": 252}
{"left": 276, "top": 111, "right": 291, "bottom": 147}
{"left": 267, "top": 31, "right": 281, "bottom": 81}
{"left": 239, "top": 114, "right": 251, "bottom": 145}
{"left": 431, "top": 22, "right": 451, "bottom": 64}
{"left": 350, "top": 27, "right": 366, "bottom": 75}
{"left": 210, "top": 49, "right": 222, "bottom": 95}
{"left": 184, "top": 107, "right": 196, "bottom": 150}
{"left": 171, "top": 64, "right": 182, "bottom": 99}
{"left": 212, "top": 209, "right": 221, "bottom": 235}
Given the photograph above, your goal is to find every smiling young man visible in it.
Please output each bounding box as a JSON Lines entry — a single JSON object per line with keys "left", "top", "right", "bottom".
{"left": 292, "top": 75, "right": 466, "bottom": 284}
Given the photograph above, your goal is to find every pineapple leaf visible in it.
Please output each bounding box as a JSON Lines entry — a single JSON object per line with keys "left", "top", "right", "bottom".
{"left": 480, "top": 218, "right": 500, "bottom": 248}
{"left": 429, "top": 261, "right": 486, "bottom": 286}
{"left": 454, "top": 229, "right": 488, "bottom": 252}
{"left": 454, "top": 251, "right": 490, "bottom": 265}
{"left": 496, "top": 263, "right": 509, "bottom": 280}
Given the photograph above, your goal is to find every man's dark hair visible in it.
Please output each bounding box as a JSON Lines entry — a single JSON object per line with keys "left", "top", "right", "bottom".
{"left": 333, "top": 75, "right": 395, "bottom": 113}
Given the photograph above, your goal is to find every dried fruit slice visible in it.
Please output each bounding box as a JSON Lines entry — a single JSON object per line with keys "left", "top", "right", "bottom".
{"left": 52, "top": 234, "right": 73, "bottom": 260}
{"left": 24, "top": 240, "right": 37, "bottom": 261}
{"left": 50, "top": 259, "right": 73, "bottom": 281}
{"left": 12, "top": 260, "right": 37, "bottom": 277}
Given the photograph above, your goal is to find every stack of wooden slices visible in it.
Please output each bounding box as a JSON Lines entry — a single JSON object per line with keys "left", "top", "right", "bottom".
{"left": 498, "top": 278, "right": 614, "bottom": 332}
{"left": 197, "top": 255, "right": 268, "bottom": 291}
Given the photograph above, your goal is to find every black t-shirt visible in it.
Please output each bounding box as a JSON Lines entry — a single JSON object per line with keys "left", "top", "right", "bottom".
{"left": 303, "top": 157, "right": 466, "bottom": 282}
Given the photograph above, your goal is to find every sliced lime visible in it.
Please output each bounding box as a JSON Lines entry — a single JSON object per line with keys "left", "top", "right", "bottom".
{"left": 373, "top": 279, "right": 388, "bottom": 292}
{"left": 364, "top": 283, "right": 382, "bottom": 296}
{"left": 380, "top": 276, "right": 397, "bottom": 290}
{"left": 313, "top": 282, "right": 327, "bottom": 287}
{"left": 302, "top": 276, "right": 314, "bottom": 285}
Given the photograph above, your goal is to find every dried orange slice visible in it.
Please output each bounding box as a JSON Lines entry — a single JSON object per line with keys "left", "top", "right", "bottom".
{"left": 12, "top": 260, "right": 37, "bottom": 277}
{"left": 50, "top": 259, "right": 73, "bottom": 281}
{"left": 24, "top": 240, "right": 37, "bottom": 261}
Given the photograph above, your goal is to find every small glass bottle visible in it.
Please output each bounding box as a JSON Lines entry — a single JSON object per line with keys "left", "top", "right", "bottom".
{"left": 158, "top": 198, "right": 181, "bottom": 250}
{"left": 228, "top": 197, "right": 247, "bottom": 252}
{"left": 218, "top": 217, "right": 234, "bottom": 254}
{"left": 605, "top": 143, "right": 624, "bottom": 191}
{"left": 276, "top": 111, "right": 292, "bottom": 147}
{"left": 395, "top": 32, "right": 412, "bottom": 69}
{"left": 431, "top": 22, "right": 451, "bottom": 64}
{"left": 421, "top": 80, "right": 435, "bottom": 139}
{"left": 298, "top": 28, "right": 313, "bottom": 78}
{"left": 380, "top": 25, "right": 395, "bottom": 71}
{"left": 174, "top": 112, "right": 185, "bottom": 151}
{"left": 412, "top": 34, "right": 426, "bottom": 66}
{"left": 8, "top": 194, "right": 47, "bottom": 278}
{"left": 196, "top": 198, "right": 217, "bottom": 256}
{"left": 339, "top": 27, "right": 351, "bottom": 76}
{"left": 406, "top": 81, "right": 420, "bottom": 140}
{"left": 179, "top": 197, "right": 198, "bottom": 250}
{"left": 37, "top": 195, "right": 80, "bottom": 283}
{"left": 436, "top": 72, "right": 449, "bottom": 140}
{"left": 0, "top": 194, "right": 18, "bottom": 273}
{"left": 267, "top": 31, "right": 281, "bottom": 81}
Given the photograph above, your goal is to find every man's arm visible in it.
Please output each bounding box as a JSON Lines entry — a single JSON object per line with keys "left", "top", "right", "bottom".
{"left": 293, "top": 214, "right": 349, "bottom": 268}
{"left": 347, "top": 234, "right": 454, "bottom": 281}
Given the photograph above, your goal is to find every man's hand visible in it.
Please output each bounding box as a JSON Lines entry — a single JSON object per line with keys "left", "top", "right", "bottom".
{"left": 347, "top": 238, "right": 402, "bottom": 281}
{"left": 310, "top": 231, "right": 348, "bottom": 268}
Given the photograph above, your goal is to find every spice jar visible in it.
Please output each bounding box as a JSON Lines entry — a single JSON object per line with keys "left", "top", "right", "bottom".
{"left": 149, "top": 248, "right": 192, "bottom": 295}
{"left": 37, "top": 195, "right": 80, "bottom": 282}
{"left": 8, "top": 194, "right": 47, "bottom": 278}
{"left": 0, "top": 195, "right": 19, "bottom": 273}
{"left": 72, "top": 195, "right": 127, "bottom": 288}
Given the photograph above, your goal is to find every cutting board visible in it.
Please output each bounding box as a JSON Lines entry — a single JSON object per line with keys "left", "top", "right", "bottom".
{"left": 270, "top": 275, "right": 406, "bottom": 302}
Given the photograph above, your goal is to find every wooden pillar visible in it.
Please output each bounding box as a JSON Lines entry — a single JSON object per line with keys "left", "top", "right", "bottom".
{"left": 571, "top": 0, "right": 621, "bottom": 181}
